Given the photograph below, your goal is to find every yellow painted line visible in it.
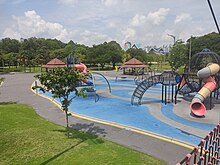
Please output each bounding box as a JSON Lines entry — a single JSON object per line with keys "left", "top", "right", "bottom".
{"left": 31, "top": 81, "right": 195, "bottom": 150}
{"left": 69, "top": 112, "right": 194, "bottom": 150}
{"left": 31, "top": 81, "right": 62, "bottom": 109}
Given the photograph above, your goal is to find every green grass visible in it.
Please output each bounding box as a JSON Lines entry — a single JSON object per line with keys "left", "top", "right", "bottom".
{"left": 0, "top": 103, "right": 167, "bottom": 165}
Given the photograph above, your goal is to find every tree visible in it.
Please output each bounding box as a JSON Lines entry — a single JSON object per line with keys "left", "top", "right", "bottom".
{"left": 106, "top": 41, "right": 122, "bottom": 69}
{"left": 87, "top": 43, "right": 109, "bottom": 69}
{"left": 0, "top": 38, "right": 20, "bottom": 54}
{"left": 50, "top": 48, "right": 67, "bottom": 62}
{"left": 86, "top": 41, "right": 123, "bottom": 69}
{"left": 33, "top": 68, "right": 88, "bottom": 137}
{"left": 3, "top": 52, "right": 18, "bottom": 68}
{"left": 168, "top": 40, "right": 188, "bottom": 71}
{"left": 75, "top": 47, "right": 87, "bottom": 59}
{"left": 126, "top": 48, "right": 148, "bottom": 64}
{"left": 187, "top": 32, "right": 220, "bottom": 55}
{"left": 121, "top": 52, "right": 132, "bottom": 63}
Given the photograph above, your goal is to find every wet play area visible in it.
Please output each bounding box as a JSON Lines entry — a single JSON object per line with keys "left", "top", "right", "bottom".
{"left": 42, "top": 72, "right": 220, "bottom": 147}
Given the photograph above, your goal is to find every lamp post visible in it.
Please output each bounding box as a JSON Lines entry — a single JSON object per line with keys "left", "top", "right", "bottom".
{"left": 167, "top": 34, "right": 176, "bottom": 45}
{"left": 188, "top": 36, "right": 192, "bottom": 72}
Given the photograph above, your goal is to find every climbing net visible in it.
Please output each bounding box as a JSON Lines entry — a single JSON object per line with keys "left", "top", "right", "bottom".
{"left": 177, "top": 123, "right": 220, "bottom": 165}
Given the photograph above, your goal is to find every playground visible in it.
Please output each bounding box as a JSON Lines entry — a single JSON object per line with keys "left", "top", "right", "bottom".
{"left": 1, "top": 68, "right": 220, "bottom": 164}
{"left": 41, "top": 69, "right": 220, "bottom": 147}
{"left": 31, "top": 49, "right": 220, "bottom": 164}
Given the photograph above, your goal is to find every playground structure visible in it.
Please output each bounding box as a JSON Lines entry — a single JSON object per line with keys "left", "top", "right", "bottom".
{"left": 119, "top": 58, "right": 147, "bottom": 75}
{"left": 130, "top": 49, "right": 220, "bottom": 117}
{"left": 74, "top": 62, "right": 93, "bottom": 86}
{"left": 116, "top": 58, "right": 148, "bottom": 81}
{"left": 190, "top": 63, "right": 220, "bottom": 116}
{"left": 175, "top": 49, "right": 220, "bottom": 117}
{"left": 131, "top": 71, "right": 180, "bottom": 105}
{"left": 67, "top": 56, "right": 111, "bottom": 102}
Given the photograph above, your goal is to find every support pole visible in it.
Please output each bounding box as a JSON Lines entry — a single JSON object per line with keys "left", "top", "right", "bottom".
{"left": 165, "top": 85, "right": 167, "bottom": 105}
{"left": 171, "top": 84, "right": 174, "bottom": 103}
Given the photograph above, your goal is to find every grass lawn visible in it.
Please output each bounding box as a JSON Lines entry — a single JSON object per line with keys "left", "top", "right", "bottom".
{"left": 0, "top": 103, "right": 167, "bottom": 165}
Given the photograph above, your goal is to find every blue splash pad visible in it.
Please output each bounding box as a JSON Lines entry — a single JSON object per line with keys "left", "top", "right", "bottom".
{"left": 44, "top": 92, "right": 201, "bottom": 145}
{"left": 42, "top": 75, "right": 215, "bottom": 145}
{"left": 67, "top": 94, "right": 201, "bottom": 144}
{"left": 161, "top": 104, "right": 215, "bottom": 130}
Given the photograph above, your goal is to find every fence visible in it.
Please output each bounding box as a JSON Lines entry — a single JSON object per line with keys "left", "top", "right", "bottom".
{"left": 177, "top": 123, "right": 220, "bottom": 165}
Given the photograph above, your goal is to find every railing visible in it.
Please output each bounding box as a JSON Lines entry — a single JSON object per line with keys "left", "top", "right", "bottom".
{"left": 177, "top": 123, "right": 220, "bottom": 165}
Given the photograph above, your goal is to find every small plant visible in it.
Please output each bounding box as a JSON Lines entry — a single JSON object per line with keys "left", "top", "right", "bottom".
{"left": 33, "top": 67, "right": 88, "bottom": 137}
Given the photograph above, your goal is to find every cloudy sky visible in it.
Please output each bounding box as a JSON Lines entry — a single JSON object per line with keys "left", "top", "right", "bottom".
{"left": 0, "top": 0, "right": 220, "bottom": 47}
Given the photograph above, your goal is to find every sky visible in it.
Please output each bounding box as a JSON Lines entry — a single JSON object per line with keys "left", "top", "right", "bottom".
{"left": 0, "top": 0, "right": 220, "bottom": 48}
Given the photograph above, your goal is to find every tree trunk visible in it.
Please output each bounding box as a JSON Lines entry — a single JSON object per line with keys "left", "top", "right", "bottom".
{"left": 112, "top": 62, "right": 115, "bottom": 70}
{"left": 65, "top": 110, "right": 70, "bottom": 138}
{"left": 101, "top": 63, "right": 105, "bottom": 70}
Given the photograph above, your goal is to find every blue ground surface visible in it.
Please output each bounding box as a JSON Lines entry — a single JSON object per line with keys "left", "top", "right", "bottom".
{"left": 43, "top": 75, "right": 216, "bottom": 145}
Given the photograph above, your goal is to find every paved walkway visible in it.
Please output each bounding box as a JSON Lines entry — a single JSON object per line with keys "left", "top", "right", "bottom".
{"left": 0, "top": 73, "right": 191, "bottom": 165}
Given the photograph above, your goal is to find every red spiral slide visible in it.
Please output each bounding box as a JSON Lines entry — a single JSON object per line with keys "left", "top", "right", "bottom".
{"left": 74, "top": 63, "right": 93, "bottom": 85}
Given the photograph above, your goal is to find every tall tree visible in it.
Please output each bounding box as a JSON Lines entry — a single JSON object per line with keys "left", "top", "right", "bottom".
{"left": 86, "top": 41, "right": 123, "bottom": 69}
{"left": 106, "top": 41, "right": 122, "bottom": 69}
{"left": 168, "top": 40, "right": 188, "bottom": 71}
{"left": 0, "top": 38, "right": 20, "bottom": 54}
{"left": 126, "top": 48, "right": 147, "bottom": 62}
{"left": 87, "top": 43, "right": 109, "bottom": 69}
{"left": 187, "top": 32, "right": 220, "bottom": 55}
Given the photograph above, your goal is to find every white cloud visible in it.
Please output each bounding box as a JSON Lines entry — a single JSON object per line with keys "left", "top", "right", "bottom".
{"left": 130, "top": 8, "right": 170, "bottom": 27}
{"left": 1, "top": 0, "right": 219, "bottom": 47}
{"left": 175, "top": 13, "right": 192, "bottom": 24}
{"left": 57, "top": 0, "right": 78, "bottom": 6}
{"left": 80, "top": 30, "right": 111, "bottom": 45}
{"left": 3, "top": 10, "right": 70, "bottom": 42}
{"left": 101, "top": 0, "right": 118, "bottom": 7}
{"left": 122, "top": 27, "right": 136, "bottom": 41}
{"left": 3, "top": 28, "right": 21, "bottom": 39}
{"left": 130, "top": 14, "right": 146, "bottom": 27}
{"left": 146, "top": 8, "right": 170, "bottom": 25}
{"left": 2, "top": 10, "right": 115, "bottom": 46}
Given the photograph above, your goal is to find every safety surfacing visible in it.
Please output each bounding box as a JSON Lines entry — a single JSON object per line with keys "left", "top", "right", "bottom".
{"left": 43, "top": 74, "right": 220, "bottom": 147}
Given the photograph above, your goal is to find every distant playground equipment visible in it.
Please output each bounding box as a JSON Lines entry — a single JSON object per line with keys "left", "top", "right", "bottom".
{"left": 67, "top": 55, "right": 111, "bottom": 102}
{"left": 74, "top": 62, "right": 93, "bottom": 86}
{"left": 133, "top": 66, "right": 156, "bottom": 85}
{"left": 115, "top": 66, "right": 128, "bottom": 81}
{"left": 116, "top": 66, "right": 151, "bottom": 83}
{"left": 175, "top": 49, "right": 220, "bottom": 117}
{"left": 133, "top": 68, "right": 150, "bottom": 85}
{"left": 131, "top": 71, "right": 181, "bottom": 105}
{"left": 116, "top": 58, "right": 148, "bottom": 81}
